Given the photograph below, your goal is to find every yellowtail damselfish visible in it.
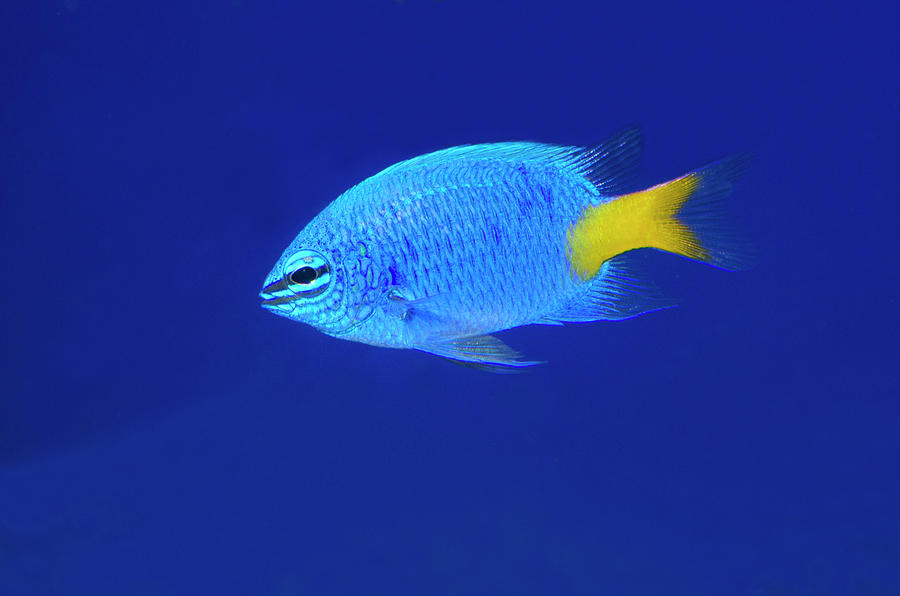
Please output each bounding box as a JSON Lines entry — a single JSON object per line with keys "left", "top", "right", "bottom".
{"left": 260, "top": 129, "right": 752, "bottom": 371}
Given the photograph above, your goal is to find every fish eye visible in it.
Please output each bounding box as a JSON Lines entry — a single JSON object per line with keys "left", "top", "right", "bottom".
{"left": 282, "top": 249, "right": 332, "bottom": 296}
{"left": 290, "top": 266, "right": 317, "bottom": 285}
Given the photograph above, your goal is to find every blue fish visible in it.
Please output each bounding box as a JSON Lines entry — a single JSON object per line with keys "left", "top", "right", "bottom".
{"left": 260, "top": 129, "right": 751, "bottom": 371}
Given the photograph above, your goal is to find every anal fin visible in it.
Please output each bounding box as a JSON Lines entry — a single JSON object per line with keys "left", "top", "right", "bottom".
{"left": 544, "top": 253, "right": 675, "bottom": 323}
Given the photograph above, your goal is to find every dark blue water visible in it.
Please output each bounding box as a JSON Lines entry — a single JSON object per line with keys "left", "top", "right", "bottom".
{"left": 2, "top": 1, "right": 898, "bottom": 594}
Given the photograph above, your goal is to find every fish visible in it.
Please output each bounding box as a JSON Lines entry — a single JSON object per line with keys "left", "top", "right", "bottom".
{"left": 260, "top": 128, "right": 752, "bottom": 371}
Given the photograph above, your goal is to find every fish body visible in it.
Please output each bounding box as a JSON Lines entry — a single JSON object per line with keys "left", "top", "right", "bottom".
{"left": 260, "top": 129, "right": 750, "bottom": 370}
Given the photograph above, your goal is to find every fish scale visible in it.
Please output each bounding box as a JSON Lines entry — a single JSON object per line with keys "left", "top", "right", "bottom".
{"left": 260, "top": 129, "right": 751, "bottom": 369}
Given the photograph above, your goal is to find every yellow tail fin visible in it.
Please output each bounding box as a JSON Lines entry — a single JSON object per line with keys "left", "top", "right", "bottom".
{"left": 567, "top": 156, "right": 752, "bottom": 280}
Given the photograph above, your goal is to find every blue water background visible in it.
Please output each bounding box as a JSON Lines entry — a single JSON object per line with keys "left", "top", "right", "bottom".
{"left": 2, "top": 1, "right": 898, "bottom": 594}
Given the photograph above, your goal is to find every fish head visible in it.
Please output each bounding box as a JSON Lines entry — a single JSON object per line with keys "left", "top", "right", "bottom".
{"left": 260, "top": 225, "right": 390, "bottom": 337}
{"left": 259, "top": 238, "right": 349, "bottom": 331}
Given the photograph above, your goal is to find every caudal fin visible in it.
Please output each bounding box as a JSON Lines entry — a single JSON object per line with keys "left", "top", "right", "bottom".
{"left": 567, "top": 154, "right": 754, "bottom": 279}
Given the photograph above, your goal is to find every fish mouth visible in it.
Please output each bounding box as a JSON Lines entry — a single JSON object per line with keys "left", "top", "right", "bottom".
{"left": 259, "top": 274, "right": 330, "bottom": 312}
{"left": 260, "top": 296, "right": 296, "bottom": 310}
{"left": 260, "top": 279, "right": 296, "bottom": 311}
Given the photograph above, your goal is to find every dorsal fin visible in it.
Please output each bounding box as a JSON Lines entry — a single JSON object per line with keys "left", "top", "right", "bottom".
{"left": 571, "top": 127, "right": 643, "bottom": 196}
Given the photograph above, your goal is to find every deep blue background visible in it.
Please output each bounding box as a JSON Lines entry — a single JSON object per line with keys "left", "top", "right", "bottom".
{"left": 2, "top": 1, "right": 898, "bottom": 594}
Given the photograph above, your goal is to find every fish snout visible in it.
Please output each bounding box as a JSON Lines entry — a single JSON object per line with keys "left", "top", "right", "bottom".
{"left": 259, "top": 279, "right": 295, "bottom": 313}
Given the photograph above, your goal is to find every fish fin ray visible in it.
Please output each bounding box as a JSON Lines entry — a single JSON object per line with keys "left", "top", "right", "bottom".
{"left": 571, "top": 127, "right": 643, "bottom": 196}
{"left": 546, "top": 253, "right": 676, "bottom": 322}
{"left": 567, "top": 153, "right": 754, "bottom": 279}
{"left": 435, "top": 357, "right": 532, "bottom": 374}
{"left": 673, "top": 154, "right": 756, "bottom": 271}
{"left": 387, "top": 289, "right": 454, "bottom": 324}
{"left": 533, "top": 317, "right": 565, "bottom": 326}
{"left": 416, "top": 334, "right": 544, "bottom": 369}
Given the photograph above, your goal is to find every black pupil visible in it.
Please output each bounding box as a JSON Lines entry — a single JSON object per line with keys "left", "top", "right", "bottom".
{"left": 290, "top": 266, "right": 317, "bottom": 285}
